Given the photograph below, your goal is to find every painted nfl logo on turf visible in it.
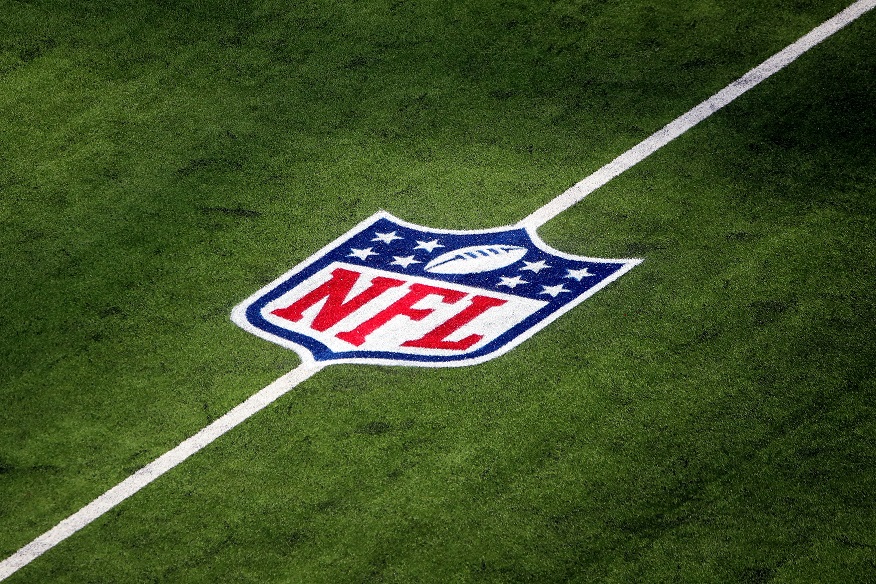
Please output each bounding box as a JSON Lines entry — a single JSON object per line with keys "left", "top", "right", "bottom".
{"left": 231, "top": 212, "right": 640, "bottom": 367}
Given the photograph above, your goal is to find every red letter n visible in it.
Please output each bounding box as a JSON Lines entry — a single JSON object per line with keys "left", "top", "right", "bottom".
{"left": 271, "top": 268, "right": 404, "bottom": 332}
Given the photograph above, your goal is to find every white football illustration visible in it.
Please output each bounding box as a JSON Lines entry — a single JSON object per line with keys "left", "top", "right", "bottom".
{"left": 424, "top": 244, "right": 528, "bottom": 274}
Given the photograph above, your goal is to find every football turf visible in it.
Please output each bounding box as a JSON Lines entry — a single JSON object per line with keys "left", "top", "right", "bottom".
{"left": 1, "top": 0, "right": 875, "bottom": 581}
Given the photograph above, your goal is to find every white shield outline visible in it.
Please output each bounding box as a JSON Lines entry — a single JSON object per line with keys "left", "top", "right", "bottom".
{"left": 231, "top": 211, "right": 641, "bottom": 368}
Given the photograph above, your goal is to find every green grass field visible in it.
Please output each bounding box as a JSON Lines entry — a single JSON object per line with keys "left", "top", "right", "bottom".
{"left": 2, "top": 0, "right": 875, "bottom": 581}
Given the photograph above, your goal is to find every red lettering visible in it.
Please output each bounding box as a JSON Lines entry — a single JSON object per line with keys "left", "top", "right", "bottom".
{"left": 271, "top": 268, "right": 404, "bottom": 332}
{"left": 402, "top": 295, "right": 506, "bottom": 350}
{"left": 336, "top": 283, "right": 466, "bottom": 346}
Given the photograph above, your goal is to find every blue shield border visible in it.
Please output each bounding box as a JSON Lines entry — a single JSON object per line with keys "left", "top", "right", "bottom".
{"left": 231, "top": 211, "right": 641, "bottom": 367}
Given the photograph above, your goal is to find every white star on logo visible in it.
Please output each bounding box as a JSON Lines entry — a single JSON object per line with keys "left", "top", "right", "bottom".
{"left": 348, "top": 247, "right": 378, "bottom": 260}
{"left": 371, "top": 231, "right": 403, "bottom": 244}
{"left": 497, "top": 275, "right": 528, "bottom": 289}
{"left": 520, "top": 260, "right": 551, "bottom": 274}
{"left": 565, "top": 267, "right": 594, "bottom": 281}
{"left": 540, "top": 284, "right": 570, "bottom": 297}
{"left": 414, "top": 239, "right": 445, "bottom": 253}
{"left": 390, "top": 255, "right": 421, "bottom": 268}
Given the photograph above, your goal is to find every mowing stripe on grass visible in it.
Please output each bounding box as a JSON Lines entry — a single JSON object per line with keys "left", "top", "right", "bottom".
{"left": 518, "top": 0, "right": 876, "bottom": 229}
{"left": 0, "top": 363, "right": 325, "bottom": 581}
{"left": 1, "top": 0, "right": 874, "bottom": 580}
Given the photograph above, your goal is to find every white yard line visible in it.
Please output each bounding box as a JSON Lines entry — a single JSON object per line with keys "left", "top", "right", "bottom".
{"left": 0, "top": 362, "right": 325, "bottom": 581}
{"left": 518, "top": 0, "right": 876, "bottom": 230}
{"left": 2, "top": 0, "right": 874, "bottom": 580}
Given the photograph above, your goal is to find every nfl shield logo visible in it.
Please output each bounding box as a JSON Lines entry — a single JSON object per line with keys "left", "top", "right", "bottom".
{"left": 231, "top": 212, "right": 640, "bottom": 367}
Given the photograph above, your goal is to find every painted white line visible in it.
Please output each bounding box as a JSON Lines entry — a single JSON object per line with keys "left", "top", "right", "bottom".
{"left": 519, "top": 0, "right": 876, "bottom": 230}
{"left": 2, "top": 1, "right": 874, "bottom": 581}
{"left": 0, "top": 362, "right": 324, "bottom": 581}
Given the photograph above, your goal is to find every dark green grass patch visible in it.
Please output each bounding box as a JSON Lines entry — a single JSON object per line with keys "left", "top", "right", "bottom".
{"left": 1, "top": 0, "right": 874, "bottom": 582}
